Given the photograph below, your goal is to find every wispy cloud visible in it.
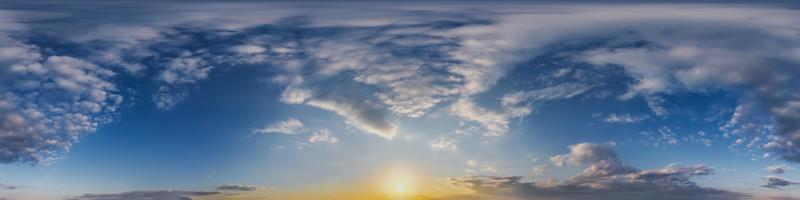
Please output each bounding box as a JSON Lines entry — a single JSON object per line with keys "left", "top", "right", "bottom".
{"left": 253, "top": 118, "right": 307, "bottom": 135}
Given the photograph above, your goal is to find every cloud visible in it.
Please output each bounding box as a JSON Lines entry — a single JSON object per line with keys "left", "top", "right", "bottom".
{"left": 762, "top": 176, "right": 799, "bottom": 189}
{"left": 450, "top": 142, "right": 745, "bottom": 200}
{"left": 0, "top": 183, "right": 18, "bottom": 190}
{"left": 430, "top": 136, "right": 458, "bottom": 151}
{"left": 67, "top": 190, "right": 220, "bottom": 200}
{"left": 216, "top": 184, "right": 260, "bottom": 191}
{"left": 305, "top": 96, "right": 397, "bottom": 139}
{"left": 603, "top": 113, "right": 648, "bottom": 124}
{"left": 231, "top": 44, "right": 267, "bottom": 54}
{"left": 253, "top": 118, "right": 306, "bottom": 135}
{"left": 452, "top": 83, "right": 594, "bottom": 136}
{"left": 1, "top": 53, "right": 122, "bottom": 164}
{"left": 765, "top": 164, "right": 793, "bottom": 174}
{"left": 552, "top": 8, "right": 800, "bottom": 161}
{"left": 153, "top": 54, "right": 213, "bottom": 110}
{"left": 308, "top": 129, "right": 338, "bottom": 144}
{"left": 254, "top": 118, "right": 340, "bottom": 146}
{"left": 549, "top": 142, "right": 638, "bottom": 176}
{"left": 3, "top": 1, "right": 800, "bottom": 168}
{"left": 532, "top": 164, "right": 548, "bottom": 175}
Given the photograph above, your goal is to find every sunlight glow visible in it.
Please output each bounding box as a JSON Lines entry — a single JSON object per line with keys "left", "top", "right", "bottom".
{"left": 395, "top": 182, "right": 406, "bottom": 193}
{"left": 385, "top": 168, "right": 416, "bottom": 197}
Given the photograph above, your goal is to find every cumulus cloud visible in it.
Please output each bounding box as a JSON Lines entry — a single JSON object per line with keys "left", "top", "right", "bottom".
{"left": 67, "top": 190, "right": 220, "bottom": 200}
{"left": 253, "top": 118, "right": 306, "bottom": 135}
{"left": 450, "top": 142, "right": 744, "bottom": 200}
{"left": 549, "top": 142, "right": 638, "bottom": 177}
{"left": 762, "top": 176, "right": 799, "bottom": 189}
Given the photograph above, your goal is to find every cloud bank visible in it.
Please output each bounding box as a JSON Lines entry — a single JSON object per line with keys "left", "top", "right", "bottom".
{"left": 66, "top": 190, "right": 219, "bottom": 200}
{"left": 449, "top": 142, "right": 746, "bottom": 200}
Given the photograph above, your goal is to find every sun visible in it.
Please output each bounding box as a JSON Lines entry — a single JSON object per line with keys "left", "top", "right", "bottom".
{"left": 394, "top": 181, "right": 407, "bottom": 193}
{"left": 385, "top": 169, "right": 416, "bottom": 197}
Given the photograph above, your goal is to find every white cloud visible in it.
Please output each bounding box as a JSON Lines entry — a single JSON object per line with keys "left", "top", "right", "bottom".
{"left": 532, "top": 164, "right": 547, "bottom": 175}
{"left": 429, "top": 137, "right": 458, "bottom": 151}
{"left": 306, "top": 98, "right": 397, "bottom": 139}
{"left": 452, "top": 83, "right": 594, "bottom": 136}
{"left": 159, "top": 56, "right": 212, "bottom": 85}
{"left": 5, "top": 2, "right": 800, "bottom": 165}
{"left": 1, "top": 54, "right": 122, "bottom": 164}
{"left": 308, "top": 129, "right": 338, "bottom": 144}
{"left": 450, "top": 98, "right": 512, "bottom": 136}
{"left": 279, "top": 86, "right": 311, "bottom": 104}
{"left": 153, "top": 54, "right": 213, "bottom": 110}
{"left": 231, "top": 44, "right": 266, "bottom": 54}
{"left": 253, "top": 118, "right": 306, "bottom": 135}
{"left": 603, "top": 113, "right": 648, "bottom": 124}
{"left": 765, "top": 164, "right": 793, "bottom": 174}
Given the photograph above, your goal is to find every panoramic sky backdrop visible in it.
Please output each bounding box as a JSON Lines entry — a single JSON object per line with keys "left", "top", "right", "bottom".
{"left": 1, "top": 1, "right": 800, "bottom": 200}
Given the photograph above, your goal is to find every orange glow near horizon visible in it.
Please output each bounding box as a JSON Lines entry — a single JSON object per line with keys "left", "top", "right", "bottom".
{"left": 198, "top": 165, "right": 480, "bottom": 200}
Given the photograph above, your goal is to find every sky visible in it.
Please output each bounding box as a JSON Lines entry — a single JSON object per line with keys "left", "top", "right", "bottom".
{"left": 1, "top": 1, "right": 800, "bottom": 200}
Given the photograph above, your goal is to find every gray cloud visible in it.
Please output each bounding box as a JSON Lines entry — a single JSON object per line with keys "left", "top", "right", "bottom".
{"left": 762, "top": 176, "right": 799, "bottom": 189}
{"left": 66, "top": 191, "right": 220, "bottom": 200}
{"left": 450, "top": 142, "right": 746, "bottom": 200}
{"left": 0, "top": 183, "right": 18, "bottom": 190}
{"left": 215, "top": 184, "right": 259, "bottom": 191}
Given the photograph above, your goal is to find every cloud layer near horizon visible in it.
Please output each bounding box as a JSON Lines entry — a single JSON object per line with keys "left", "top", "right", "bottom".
{"left": 448, "top": 142, "right": 746, "bottom": 200}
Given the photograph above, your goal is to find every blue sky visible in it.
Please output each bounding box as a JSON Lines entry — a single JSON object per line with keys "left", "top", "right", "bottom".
{"left": 1, "top": 1, "right": 800, "bottom": 200}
